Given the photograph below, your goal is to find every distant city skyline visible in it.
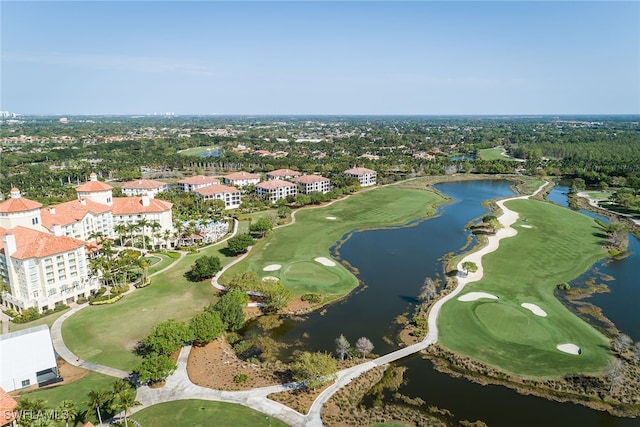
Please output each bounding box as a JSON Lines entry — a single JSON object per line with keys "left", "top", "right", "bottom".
{"left": 2, "top": 1, "right": 639, "bottom": 115}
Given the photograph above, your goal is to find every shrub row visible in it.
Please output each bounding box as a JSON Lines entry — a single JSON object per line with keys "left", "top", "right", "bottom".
{"left": 9, "top": 304, "right": 69, "bottom": 324}
{"left": 135, "top": 278, "right": 152, "bottom": 289}
{"left": 89, "top": 294, "right": 124, "bottom": 305}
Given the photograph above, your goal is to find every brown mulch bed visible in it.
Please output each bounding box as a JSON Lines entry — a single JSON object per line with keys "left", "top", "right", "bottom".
{"left": 187, "top": 339, "right": 282, "bottom": 391}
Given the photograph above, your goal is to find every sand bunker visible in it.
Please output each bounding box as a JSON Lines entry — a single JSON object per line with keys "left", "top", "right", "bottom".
{"left": 557, "top": 343, "right": 581, "bottom": 355}
{"left": 263, "top": 264, "right": 282, "bottom": 271}
{"left": 521, "top": 224, "right": 533, "bottom": 229}
{"left": 262, "top": 276, "right": 279, "bottom": 282}
{"left": 458, "top": 292, "right": 499, "bottom": 302}
{"left": 314, "top": 257, "right": 336, "bottom": 267}
{"left": 326, "top": 216, "right": 337, "bottom": 220}
{"left": 521, "top": 303, "right": 547, "bottom": 317}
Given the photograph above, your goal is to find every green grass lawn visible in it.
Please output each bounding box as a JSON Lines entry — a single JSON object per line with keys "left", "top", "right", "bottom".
{"left": 131, "top": 400, "right": 287, "bottom": 427}
{"left": 62, "top": 240, "right": 239, "bottom": 371}
{"left": 438, "top": 199, "right": 612, "bottom": 378}
{"left": 18, "top": 372, "right": 114, "bottom": 425}
{"left": 478, "top": 146, "right": 512, "bottom": 161}
{"left": 145, "top": 253, "right": 175, "bottom": 275}
{"left": 586, "top": 191, "right": 612, "bottom": 201}
{"left": 177, "top": 146, "right": 220, "bottom": 156}
{"left": 221, "top": 186, "right": 445, "bottom": 299}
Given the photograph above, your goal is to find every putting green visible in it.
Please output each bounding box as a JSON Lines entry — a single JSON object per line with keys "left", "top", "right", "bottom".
{"left": 475, "top": 303, "right": 552, "bottom": 346}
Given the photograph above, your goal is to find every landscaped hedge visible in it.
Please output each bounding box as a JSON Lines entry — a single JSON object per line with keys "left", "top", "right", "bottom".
{"left": 135, "top": 278, "right": 152, "bottom": 289}
{"left": 9, "top": 304, "right": 69, "bottom": 324}
{"left": 89, "top": 294, "right": 124, "bottom": 305}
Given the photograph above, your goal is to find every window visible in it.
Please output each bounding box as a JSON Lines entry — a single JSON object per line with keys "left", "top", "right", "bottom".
{"left": 32, "top": 217, "right": 39, "bottom": 225}
{"left": 21, "top": 379, "right": 30, "bottom": 387}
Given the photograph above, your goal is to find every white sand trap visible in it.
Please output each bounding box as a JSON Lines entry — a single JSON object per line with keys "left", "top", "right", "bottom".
{"left": 263, "top": 264, "right": 282, "bottom": 271}
{"left": 262, "top": 276, "right": 279, "bottom": 282}
{"left": 521, "top": 224, "right": 533, "bottom": 229}
{"left": 458, "top": 292, "right": 499, "bottom": 302}
{"left": 314, "top": 257, "right": 336, "bottom": 267}
{"left": 521, "top": 303, "right": 547, "bottom": 317}
{"left": 557, "top": 343, "right": 581, "bottom": 355}
{"left": 326, "top": 216, "right": 337, "bottom": 220}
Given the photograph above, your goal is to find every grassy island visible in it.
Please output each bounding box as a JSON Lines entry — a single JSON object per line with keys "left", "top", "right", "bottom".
{"left": 438, "top": 199, "right": 612, "bottom": 377}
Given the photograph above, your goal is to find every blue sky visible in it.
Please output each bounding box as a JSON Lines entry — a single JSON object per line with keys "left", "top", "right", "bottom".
{"left": 2, "top": 1, "right": 639, "bottom": 115}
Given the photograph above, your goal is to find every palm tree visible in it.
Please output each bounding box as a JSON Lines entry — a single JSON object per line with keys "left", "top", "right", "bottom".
{"left": 163, "top": 229, "right": 172, "bottom": 249}
{"left": 136, "top": 218, "right": 151, "bottom": 251}
{"left": 86, "top": 389, "right": 109, "bottom": 426}
{"left": 114, "top": 223, "right": 129, "bottom": 246}
{"left": 149, "top": 221, "right": 161, "bottom": 250}
{"left": 56, "top": 400, "right": 78, "bottom": 427}
{"left": 114, "top": 389, "right": 140, "bottom": 427}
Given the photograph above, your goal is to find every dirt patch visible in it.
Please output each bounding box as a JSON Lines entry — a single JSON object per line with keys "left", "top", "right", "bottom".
{"left": 12, "top": 358, "right": 91, "bottom": 396}
{"left": 268, "top": 383, "right": 331, "bottom": 415}
{"left": 187, "top": 339, "right": 281, "bottom": 391}
{"left": 283, "top": 297, "right": 312, "bottom": 315}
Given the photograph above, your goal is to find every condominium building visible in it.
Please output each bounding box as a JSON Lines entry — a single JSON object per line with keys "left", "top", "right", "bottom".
{"left": 177, "top": 175, "right": 220, "bottom": 192}
{"left": 291, "top": 175, "right": 331, "bottom": 194}
{"left": 256, "top": 180, "right": 298, "bottom": 202}
{"left": 222, "top": 171, "right": 261, "bottom": 188}
{"left": 40, "top": 198, "right": 113, "bottom": 242}
{"left": 75, "top": 173, "right": 113, "bottom": 206}
{"left": 344, "top": 167, "right": 377, "bottom": 187}
{"left": 266, "top": 169, "right": 301, "bottom": 181}
{"left": 121, "top": 179, "right": 169, "bottom": 197}
{"left": 195, "top": 185, "right": 242, "bottom": 210}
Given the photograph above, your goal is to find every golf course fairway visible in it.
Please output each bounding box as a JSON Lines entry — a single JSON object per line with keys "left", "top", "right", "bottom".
{"left": 220, "top": 185, "right": 445, "bottom": 299}
{"left": 438, "top": 199, "right": 612, "bottom": 377}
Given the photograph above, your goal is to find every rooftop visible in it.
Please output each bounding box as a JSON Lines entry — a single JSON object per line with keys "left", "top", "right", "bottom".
{"left": 195, "top": 184, "right": 240, "bottom": 195}
{"left": 111, "top": 197, "right": 173, "bottom": 215}
{"left": 266, "top": 168, "right": 301, "bottom": 177}
{"left": 224, "top": 171, "right": 261, "bottom": 180}
{"left": 291, "top": 174, "right": 329, "bottom": 184}
{"left": 0, "top": 188, "right": 42, "bottom": 213}
{"left": 177, "top": 175, "right": 220, "bottom": 185}
{"left": 121, "top": 179, "right": 168, "bottom": 190}
{"left": 76, "top": 173, "right": 113, "bottom": 192}
{"left": 0, "top": 226, "right": 86, "bottom": 259}
{"left": 257, "top": 180, "right": 297, "bottom": 190}
{"left": 344, "top": 167, "right": 376, "bottom": 175}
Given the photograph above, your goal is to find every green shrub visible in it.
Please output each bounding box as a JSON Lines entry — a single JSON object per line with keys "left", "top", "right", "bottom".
{"left": 89, "top": 294, "right": 124, "bottom": 305}
{"left": 2, "top": 309, "right": 19, "bottom": 318}
{"left": 233, "top": 373, "right": 249, "bottom": 384}
{"left": 135, "top": 278, "right": 152, "bottom": 289}
{"left": 301, "top": 293, "right": 322, "bottom": 304}
{"left": 76, "top": 296, "right": 88, "bottom": 304}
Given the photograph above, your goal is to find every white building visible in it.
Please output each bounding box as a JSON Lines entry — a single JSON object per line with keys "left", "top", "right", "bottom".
{"left": 0, "top": 226, "right": 96, "bottom": 312}
{"left": 195, "top": 185, "right": 242, "bottom": 210}
{"left": 40, "top": 198, "right": 114, "bottom": 242}
{"left": 0, "top": 325, "right": 58, "bottom": 392}
{"left": 0, "top": 188, "right": 44, "bottom": 230}
{"left": 121, "top": 179, "right": 168, "bottom": 197}
{"left": 76, "top": 173, "right": 113, "bottom": 206}
{"left": 344, "top": 167, "right": 377, "bottom": 187}
{"left": 177, "top": 175, "right": 220, "bottom": 192}
{"left": 266, "top": 169, "right": 301, "bottom": 181}
{"left": 111, "top": 196, "right": 174, "bottom": 243}
{"left": 291, "top": 175, "right": 331, "bottom": 194}
{"left": 222, "top": 171, "right": 261, "bottom": 188}
{"left": 256, "top": 180, "right": 298, "bottom": 203}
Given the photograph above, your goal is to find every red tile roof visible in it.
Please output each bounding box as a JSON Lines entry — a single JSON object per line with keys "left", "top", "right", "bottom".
{"left": 111, "top": 197, "right": 173, "bottom": 215}
{"left": 0, "top": 387, "right": 17, "bottom": 424}
{"left": 267, "top": 169, "right": 301, "bottom": 177}
{"left": 177, "top": 175, "right": 219, "bottom": 185}
{"left": 76, "top": 180, "right": 113, "bottom": 192}
{"left": 257, "top": 180, "right": 296, "bottom": 190}
{"left": 344, "top": 167, "right": 376, "bottom": 175}
{"left": 0, "top": 194, "right": 42, "bottom": 213}
{"left": 0, "top": 226, "right": 86, "bottom": 259}
{"left": 291, "top": 175, "right": 329, "bottom": 184}
{"left": 40, "top": 199, "right": 111, "bottom": 228}
{"left": 195, "top": 185, "right": 240, "bottom": 195}
{"left": 224, "top": 171, "right": 261, "bottom": 181}
{"left": 121, "top": 179, "right": 168, "bottom": 190}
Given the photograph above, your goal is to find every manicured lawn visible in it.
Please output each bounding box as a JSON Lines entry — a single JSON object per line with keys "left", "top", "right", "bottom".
{"left": 145, "top": 253, "right": 175, "bottom": 275}
{"left": 438, "top": 199, "right": 612, "bottom": 377}
{"left": 19, "top": 372, "right": 114, "bottom": 425}
{"left": 8, "top": 308, "right": 70, "bottom": 333}
{"left": 62, "top": 240, "right": 238, "bottom": 371}
{"left": 478, "top": 146, "right": 511, "bottom": 161}
{"left": 177, "top": 146, "right": 220, "bottom": 156}
{"left": 131, "top": 400, "right": 288, "bottom": 427}
{"left": 221, "top": 186, "right": 444, "bottom": 299}
{"left": 586, "top": 191, "right": 612, "bottom": 201}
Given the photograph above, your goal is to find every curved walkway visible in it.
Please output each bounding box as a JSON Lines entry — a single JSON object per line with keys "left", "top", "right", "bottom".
{"left": 50, "top": 183, "right": 548, "bottom": 427}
